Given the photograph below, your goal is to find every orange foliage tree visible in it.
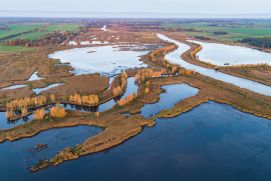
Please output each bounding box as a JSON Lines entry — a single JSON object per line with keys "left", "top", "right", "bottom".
{"left": 50, "top": 105, "right": 67, "bottom": 118}
{"left": 69, "top": 94, "right": 99, "bottom": 106}
{"left": 34, "top": 108, "right": 45, "bottom": 120}
{"left": 179, "top": 69, "right": 196, "bottom": 76}
{"left": 117, "top": 93, "right": 137, "bottom": 107}
{"left": 135, "top": 68, "right": 162, "bottom": 84}
{"left": 5, "top": 95, "right": 48, "bottom": 120}
{"left": 112, "top": 72, "right": 128, "bottom": 97}
{"left": 148, "top": 44, "right": 177, "bottom": 62}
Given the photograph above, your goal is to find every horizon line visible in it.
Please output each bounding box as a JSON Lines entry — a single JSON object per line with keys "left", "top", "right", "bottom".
{"left": 0, "top": 11, "right": 271, "bottom": 19}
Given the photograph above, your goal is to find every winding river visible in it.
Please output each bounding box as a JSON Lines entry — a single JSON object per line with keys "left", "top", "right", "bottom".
{"left": 157, "top": 34, "right": 271, "bottom": 96}
{"left": 188, "top": 39, "right": 271, "bottom": 66}
{"left": 1, "top": 31, "right": 271, "bottom": 181}
{"left": 1, "top": 88, "right": 271, "bottom": 181}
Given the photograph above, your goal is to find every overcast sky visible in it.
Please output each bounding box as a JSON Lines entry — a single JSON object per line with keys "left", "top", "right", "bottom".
{"left": 0, "top": 0, "right": 271, "bottom": 18}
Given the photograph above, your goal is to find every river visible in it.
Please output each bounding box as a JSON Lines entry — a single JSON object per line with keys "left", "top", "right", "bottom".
{"left": 188, "top": 39, "right": 271, "bottom": 66}
{"left": 157, "top": 34, "right": 271, "bottom": 96}
{"left": 0, "top": 32, "right": 271, "bottom": 181}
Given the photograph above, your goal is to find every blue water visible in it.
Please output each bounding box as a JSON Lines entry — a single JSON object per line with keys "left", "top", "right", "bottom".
{"left": 0, "top": 112, "right": 34, "bottom": 130}
{"left": 1, "top": 83, "right": 271, "bottom": 181}
{"left": 63, "top": 77, "right": 138, "bottom": 113}
{"left": 0, "top": 77, "right": 138, "bottom": 130}
{"left": 1, "top": 101, "right": 270, "bottom": 181}
{"left": 0, "top": 126, "right": 101, "bottom": 181}
{"left": 157, "top": 34, "right": 271, "bottom": 96}
{"left": 141, "top": 83, "right": 198, "bottom": 118}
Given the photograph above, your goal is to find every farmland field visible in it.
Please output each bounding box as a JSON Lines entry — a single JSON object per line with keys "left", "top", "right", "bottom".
{"left": 0, "top": 23, "right": 80, "bottom": 41}
{"left": 162, "top": 20, "right": 271, "bottom": 42}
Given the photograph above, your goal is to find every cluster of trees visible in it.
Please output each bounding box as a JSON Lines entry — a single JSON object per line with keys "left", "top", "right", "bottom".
{"left": 50, "top": 105, "right": 67, "bottom": 118}
{"left": 34, "top": 108, "right": 45, "bottom": 120}
{"left": 6, "top": 110, "right": 16, "bottom": 120}
{"left": 240, "top": 37, "right": 271, "bottom": 48}
{"left": 190, "top": 45, "right": 203, "bottom": 59}
{"left": 194, "top": 36, "right": 210, "bottom": 40}
{"left": 179, "top": 69, "right": 196, "bottom": 75}
{"left": 5, "top": 95, "right": 51, "bottom": 120}
{"left": 117, "top": 93, "right": 137, "bottom": 107}
{"left": 135, "top": 68, "right": 162, "bottom": 84}
{"left": 120, "top": 72, "right": 128, "bottom": 89}
{"left": 148, "top": 44, "right": 177, "bottom": 62}
{"left": 113, "top": 72, "right": 128, "bottom": 97}
{"left": 223, "top": 63, "right": 269, "bottom": 69}
{"left": 69, "top": 94, "right": 99, "bottom": 106}
{"left": 6, "top": 95, "right": 47, "bottom": 110}
{"left": 163, "top": 61, "right": 179, "bottom": 74}
{"left": 162, "top": 27, "right": 202, "bottom": 33}
{"left": 113, "top": 86, "right": 123, "bottom": 97}
{"left": 6, "top": 31, "right": 78, "bottom": 47}
{"left": 213, "top": 31, "right": 228, "bottom": 35}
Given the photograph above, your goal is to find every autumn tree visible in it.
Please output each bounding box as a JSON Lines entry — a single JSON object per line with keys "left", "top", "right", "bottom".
{"left": 50, "top": 105, "right": 67, "bottom": 118}
{"left": 34, "top": 108, "right": 45, "bottom": 120}
{"left": 117, "top": 93, "right": 137, "bottom": 107}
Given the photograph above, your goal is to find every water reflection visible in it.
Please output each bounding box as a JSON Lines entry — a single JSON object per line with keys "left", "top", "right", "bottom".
{"left": 188, "top": 39, "right": 271, "bottom": 66}
{"left": 157, "top": 34, "right": 271, "bottom": 96}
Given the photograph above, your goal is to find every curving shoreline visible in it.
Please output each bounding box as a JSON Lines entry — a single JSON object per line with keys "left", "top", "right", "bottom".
{"left": 183, "top": 38, "right": 271, "bottom": 86}
{"left": 1, "top": 32, "right": 271, "bottom": 173}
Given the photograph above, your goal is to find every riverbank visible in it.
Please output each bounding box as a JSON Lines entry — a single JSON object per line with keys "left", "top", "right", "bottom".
{"left": 161, "top": 32, "right": 271, "bottom": 86}
{"left": 1, "top": 23, "right": 271, "bottom": 175}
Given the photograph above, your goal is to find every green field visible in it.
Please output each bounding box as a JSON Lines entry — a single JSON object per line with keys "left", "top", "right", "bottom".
{"left": 12, "top": 24, "right": 80, "bottom": 40}
{"left": 0, "top": 23, "right": 80, "bottom": 41}
{"left": 0, "top": 23, "right": 81, "bottom": 53}
{"left": 162, "top": 20, "right": 271, "bottom": 42}
{"left": 0, "top": 24, "right": 43, "bottom": 39}
{"left": 0, "top": 44, "right": 30, "bottom": 53}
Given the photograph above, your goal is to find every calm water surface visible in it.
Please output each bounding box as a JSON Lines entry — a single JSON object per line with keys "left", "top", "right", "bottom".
{"left": 141, "top": 83, "right": 198, "bottom": 118}
{"left": 189, "top": 40, "right": 271, "bottom": 66}
{"left": 49, "top": 46, "right": 148, "bottom": 76}
{"left": 1, "top": 33, "right": 271, "bottom": 180}
{"left": 1, "top": 101, "right": 270, "bottom": 181}
{"left": 157, "top": 34, "right": 271, "bottom": 96}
